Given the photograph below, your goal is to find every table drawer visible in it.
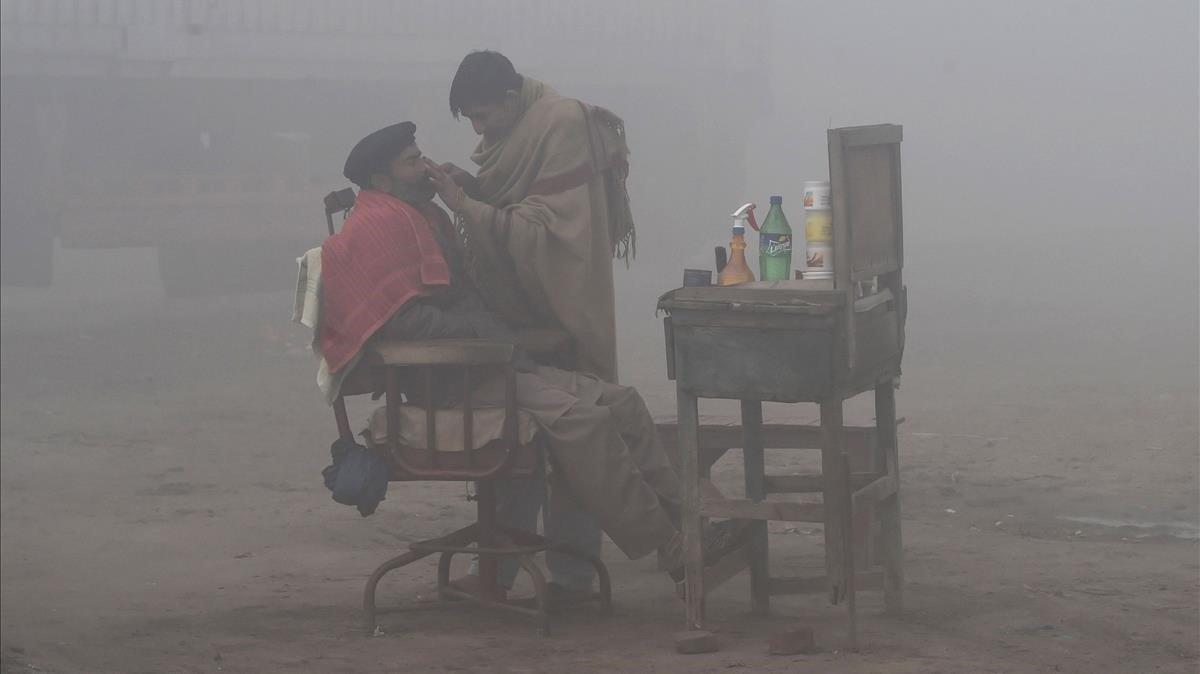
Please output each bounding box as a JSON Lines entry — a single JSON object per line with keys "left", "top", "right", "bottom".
{"left": 672, "top": 324, "right": 834, "bottom": 402}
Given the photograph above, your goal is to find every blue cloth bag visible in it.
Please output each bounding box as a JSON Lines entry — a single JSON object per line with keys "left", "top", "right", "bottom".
{"left": 322, "top": 437, "right": 390, "bottom": 517}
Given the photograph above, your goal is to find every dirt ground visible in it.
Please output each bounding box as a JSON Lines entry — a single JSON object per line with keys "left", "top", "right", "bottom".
{"left": 2, "top": 248, "right": 1198, "bottom": 673}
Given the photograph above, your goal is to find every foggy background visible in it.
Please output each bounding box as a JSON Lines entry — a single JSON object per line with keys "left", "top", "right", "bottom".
{"left": 0, "top": 1, "right": 1197, "bottom": 670}
{"left": 2, "top": 0, "right": 1196, "bottom": 375}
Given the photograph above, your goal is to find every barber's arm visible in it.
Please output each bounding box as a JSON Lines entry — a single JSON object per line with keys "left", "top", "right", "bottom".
{"left": 437, "top": 162, "right": 480, "bottom": 199}
{"left": 427, "top": 107, "right": 592, "bottom": 238}
{"left": 427, "top": 162, "right": 565, "bottom": 246}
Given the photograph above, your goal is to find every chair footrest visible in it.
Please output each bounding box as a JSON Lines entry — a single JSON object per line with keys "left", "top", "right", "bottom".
{"left": 409, "top": 542, "right": 550, "bottom": 556}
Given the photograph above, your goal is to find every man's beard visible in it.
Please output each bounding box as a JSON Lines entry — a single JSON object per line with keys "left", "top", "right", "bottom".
{"left": 388, "top": 178, "right": 437, "bottom": 204}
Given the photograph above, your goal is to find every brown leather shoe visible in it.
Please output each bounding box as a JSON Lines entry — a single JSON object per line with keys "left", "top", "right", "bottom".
{"left": 703, "top": 519, "right": 754, "bottom": 562}
{"left": 667, "top": 519, "right": 754, "bottom": 582}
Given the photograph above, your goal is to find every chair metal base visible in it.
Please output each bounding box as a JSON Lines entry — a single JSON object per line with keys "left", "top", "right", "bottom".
{"left": 363, "top": 523, "right": 612, "bottom": 637}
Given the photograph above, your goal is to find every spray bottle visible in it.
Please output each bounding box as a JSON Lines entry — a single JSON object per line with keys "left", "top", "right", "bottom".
{"left": 717, "top": 203, "right": 757, "bottom": 286}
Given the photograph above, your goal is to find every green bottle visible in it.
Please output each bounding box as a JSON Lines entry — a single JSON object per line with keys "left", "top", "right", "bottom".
{"left": 759, "top": 195, "right": 793, "bottom": 281}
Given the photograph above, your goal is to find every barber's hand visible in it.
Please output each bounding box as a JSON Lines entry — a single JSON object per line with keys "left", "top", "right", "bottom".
{"left": 424, "top": 159, "right": 466, "bottom": 212}
{"left": 439, "top": 162, "right": 478, "bottom": 193}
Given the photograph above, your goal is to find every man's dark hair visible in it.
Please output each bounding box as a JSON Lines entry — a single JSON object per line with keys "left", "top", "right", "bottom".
{"left": 449, "top": 51, "right": 523, "bottom": 119}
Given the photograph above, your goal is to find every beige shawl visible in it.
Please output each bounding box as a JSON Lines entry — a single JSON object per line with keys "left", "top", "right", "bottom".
{"left": 457, "top": 79, "right": 634, "bottom": 382}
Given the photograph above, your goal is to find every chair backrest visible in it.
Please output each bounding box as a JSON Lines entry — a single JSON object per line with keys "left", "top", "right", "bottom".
{"left": 323, "top": 187, "right": 356, "bottom": 235}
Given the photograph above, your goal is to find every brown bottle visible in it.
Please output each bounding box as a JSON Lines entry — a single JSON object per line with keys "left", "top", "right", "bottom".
{"left": 718, "top": 214, "right": 755, "bottom": 286}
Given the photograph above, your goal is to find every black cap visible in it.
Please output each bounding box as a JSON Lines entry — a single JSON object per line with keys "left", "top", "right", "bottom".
{"left": 343, "top": 122, "right": 417, "bottom": 189}
{"left": 770, "top": 195, "right": 783, "bottom": 205}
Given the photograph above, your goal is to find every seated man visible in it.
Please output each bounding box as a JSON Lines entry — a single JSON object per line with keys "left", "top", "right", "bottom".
{"left": 319, "top": 122, "right": 743, "bottom": 590}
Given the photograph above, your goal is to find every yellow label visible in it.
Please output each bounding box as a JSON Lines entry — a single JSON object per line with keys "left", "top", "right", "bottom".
{"left": 804, "top": 212, "right": 832, "bottom": 242}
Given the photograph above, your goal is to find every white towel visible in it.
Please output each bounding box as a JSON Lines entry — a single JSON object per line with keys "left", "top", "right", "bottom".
{"left": 292, "top": 247, "right": 353, "bottom": 404}
{"left": 292, "top": 247, "right": 322, "bottom": 329}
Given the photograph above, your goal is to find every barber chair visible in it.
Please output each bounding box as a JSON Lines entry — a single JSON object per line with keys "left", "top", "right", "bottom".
{"left": 323, "top": 192, "right": 610, "bottom": 636}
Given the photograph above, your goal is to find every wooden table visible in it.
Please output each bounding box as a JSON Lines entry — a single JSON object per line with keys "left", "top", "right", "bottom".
{"left": 658, "top": 124, "right": 908, "bottom": 647}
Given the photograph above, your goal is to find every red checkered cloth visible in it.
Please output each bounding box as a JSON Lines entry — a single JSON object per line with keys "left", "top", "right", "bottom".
{"left": 319, "top": 190, "right": 450, "bottom": 373}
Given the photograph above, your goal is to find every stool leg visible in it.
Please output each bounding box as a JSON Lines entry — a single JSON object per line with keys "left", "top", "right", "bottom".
{"left": 740, "top": 399, "right": 769, "bottom": 617}
{"left": 875, "top": 379, "right": 904, "bottom": 615}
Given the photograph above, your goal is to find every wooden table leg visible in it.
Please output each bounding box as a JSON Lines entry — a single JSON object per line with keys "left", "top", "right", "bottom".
{"left": 740, "top": 399, "right": 769, "bottom": 617}
{"left": 819, "top": 400, "right": 847, "bottom": 603}
{"left": 875, "top": 379, "right": 904, "bottom": 615}
{"left": 677, "top": 383, "right": 705, "bottom": 630}
{"left": 840, "top": 450, "right": 859, "bottom": 651}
